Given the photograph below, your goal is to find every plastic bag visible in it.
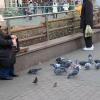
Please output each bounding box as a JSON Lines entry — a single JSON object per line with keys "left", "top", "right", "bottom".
{"left": 85, "top": 25, "right": 94, "bottom": 37}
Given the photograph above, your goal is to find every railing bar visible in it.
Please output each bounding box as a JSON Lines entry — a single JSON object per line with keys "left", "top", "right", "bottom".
{"left": 19, "top": 34, "right": 46, "bottom": 42}
{"left": 4, "top": 10, "right": 75, "bottom": 20}
{"left": 11, "top": 26, "right": 46, "bottom": 33}
{"left": 48, "top": 25, "right": 73, "bottom": 32}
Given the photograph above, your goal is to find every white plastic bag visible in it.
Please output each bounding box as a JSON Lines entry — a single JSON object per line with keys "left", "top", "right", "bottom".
{"left": 85, "top": 25, "right": 94, "bottom": 37}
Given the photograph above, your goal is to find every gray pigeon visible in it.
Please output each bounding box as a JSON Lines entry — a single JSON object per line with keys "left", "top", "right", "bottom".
{"left": 67, "top": 64, "right": 80, "bottom": 79}
{"left": 79, "top": 54, "right": 94, "bottom": 68}
{"left": 28, "top": 68, "right": 42, "bottom": 75}
{"left": 88, "top": 54, "right": 94, "bottom": 64}
{"left": 50, "top": 63, "right": 66, "bottom": 75}
{"left": 79, "top": 61, "right": 88, "bottom": 66}
{"left": 95, "top": 63, "right": 100, "bottom": 69}
{"left": 94, "top": 60, "right": 100, "bottom": 63}
{"left": 53, "top": 82, "right": 57, "bottom": 87}
{"left": 56, "top": 57, "right": 72, "bottom": 68}
{"left": 32, "top": 77, "right": 38, "bottom": 84}
{"left": 84, "top": 63, "right": 92, "bottom": 70}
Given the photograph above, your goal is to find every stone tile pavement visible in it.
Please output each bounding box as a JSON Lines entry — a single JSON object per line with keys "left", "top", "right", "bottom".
{"left": 1, "top": 42, "right": 100, "bottom": 100}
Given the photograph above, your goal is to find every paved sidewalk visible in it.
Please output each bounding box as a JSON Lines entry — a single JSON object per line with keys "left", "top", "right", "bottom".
{"left": 1, "top": 42, "right": 100, "bottom": 100}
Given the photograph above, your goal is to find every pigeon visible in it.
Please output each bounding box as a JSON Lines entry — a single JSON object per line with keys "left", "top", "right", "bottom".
{"left": 88, "top": 54, "right": 94, "bottom": 64}
{"left": 50, "top": 63, "right": 66, "bottom": 75}
{"left": 94, "top": 60, "right": 100, "bottom": 63}
{"left": 67, "top": 64, "right": 79, "bottom": 79}
{"left": 79, "top": 54, "right": 94, "bottom": 67}
{"left": 32, "top": 77, "right": 38, "bottom": 84}
{"left": 61, "top": 60, "right": 72, "bottom": 68}
{"left": 56, "top": 57, "right": 72, "bottom": 68}
{"left": 28, "top": 68, "right": 42, "bottom": 75}
{"left": 50, "top": 64, "right": 61, "bottom": 69}
{"left": 84, "top": 63, "right": 91, "bottom": 70}
{"left": 95, "top": 63, "right": 100, "bottom": 69}
{"left": 53, "top": 82, "right": 57, "bottom": 87}
{"left": 79, "top": 61, "right": 88, "bottom": 66}
{"left": 56, "top": 57, "right": 65, "bottom": 64}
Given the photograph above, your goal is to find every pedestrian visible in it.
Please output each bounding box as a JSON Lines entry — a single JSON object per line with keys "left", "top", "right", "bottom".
{"left": 52, "top": 2, "right": 58, "bottom": 18}
{"left": 0, "top": 17, "right": 19, "bottom": 80}
{"left": 80, "top": 0, "right": 94, "bottom": 50}
{"left": 33, "top": 2, "right": 37, "bottom": 14}
{"left": 41, "top": 2, "right": 44, "bottom": 13}
{"left": 69, "top": 0, "right": 75, "bottom": 10}
{"left": 28, "top": 2, "right": 33, "bottom": 20}
{"left": 45, "top": 1, "right": 49, "bottom": 13}
{"left": 63, "top": 1, "right": 69, "bottom": 12}
{"left": 75, "top": 0, "right": 82, "bottom": 15}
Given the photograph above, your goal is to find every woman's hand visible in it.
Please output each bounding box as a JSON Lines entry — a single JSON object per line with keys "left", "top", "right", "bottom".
{"left": 11, "top": 35, "right": 17, "bottom": 39}
{"left": 12, "top": 38, "right": 17, "bottom": 46}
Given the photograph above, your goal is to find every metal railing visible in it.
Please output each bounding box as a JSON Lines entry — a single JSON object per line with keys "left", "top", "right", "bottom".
{"left": 1, "top": 8, "right": 100, "bottom": 46}
{"left": 0, "top": 5, "right": 75, "bottom": 17}
{"left": 4, "top": 10, "right": 75, "bottom": 32}
{"left": 2, "top": 10, "right": 76, "bottom": 46}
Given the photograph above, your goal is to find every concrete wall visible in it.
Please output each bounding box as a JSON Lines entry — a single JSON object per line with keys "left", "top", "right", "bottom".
{"left": 15, "top": 33, "right": 84, "bottom": 72}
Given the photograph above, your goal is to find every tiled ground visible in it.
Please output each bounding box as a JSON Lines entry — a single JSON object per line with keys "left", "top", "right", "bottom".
{"left": 1, "top": 42, "right": 100, "bottom": 100}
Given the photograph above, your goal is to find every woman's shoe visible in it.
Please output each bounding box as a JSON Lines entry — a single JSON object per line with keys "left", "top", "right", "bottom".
{"left": 83, "top": 45, "right": 94, "bottom": 51}
{"left": 11, "top": 74, "right": 19, "bottom": 77}
{"left": 0, "top": 76, "right": 13, "bottom": 80}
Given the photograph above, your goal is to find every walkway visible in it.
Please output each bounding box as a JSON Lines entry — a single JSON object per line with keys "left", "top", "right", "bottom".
{"left": 8, "top": 13, "right": 67, "bottom": 27}
{"left": 1, "top": 42, "right": 100, "bottom": 100}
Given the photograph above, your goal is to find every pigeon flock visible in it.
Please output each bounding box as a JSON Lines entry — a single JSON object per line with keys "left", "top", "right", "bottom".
{"left": 50, "top": 54, "right": 100, "bottom": 79}
{"left": 79, "top": 54, "right": 100, "bottom": 70}
{"left": 27, "top": 54, "right": 100, "bottom": 86}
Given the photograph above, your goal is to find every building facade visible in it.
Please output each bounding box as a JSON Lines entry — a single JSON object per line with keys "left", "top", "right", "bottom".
{"left": 0, "top": 0, "right": 5, "bottom": 8}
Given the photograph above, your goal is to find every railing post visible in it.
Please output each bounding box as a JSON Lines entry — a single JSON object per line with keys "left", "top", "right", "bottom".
{"left": 45, "top": 14, "right": 49, "bottom": 40}
{"left": 99, "top": 8, "right": 100, "bottom": 23}
{"left": 6, "top": 19, "right": 11, "bottom": 33}
{"left": 72, "top": 11, "right": 75, "bottom": 34}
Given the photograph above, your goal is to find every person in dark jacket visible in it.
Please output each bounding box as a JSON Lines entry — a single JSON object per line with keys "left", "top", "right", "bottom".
{"left": 0, "top": 26, "right": 18, "bottom": 80}
{"left": 4, "top": 28, "right": 20, "bottom": 77}
{"left": 80, "top": 0, "right": 94, "bottom": 50}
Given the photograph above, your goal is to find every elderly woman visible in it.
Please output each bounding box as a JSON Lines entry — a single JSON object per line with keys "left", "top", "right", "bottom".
{"left": 0, "top": 18, "right": 19, "bottom": 80}
{"left": 80, "top": 0, "right": 94, "bottom": 50}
